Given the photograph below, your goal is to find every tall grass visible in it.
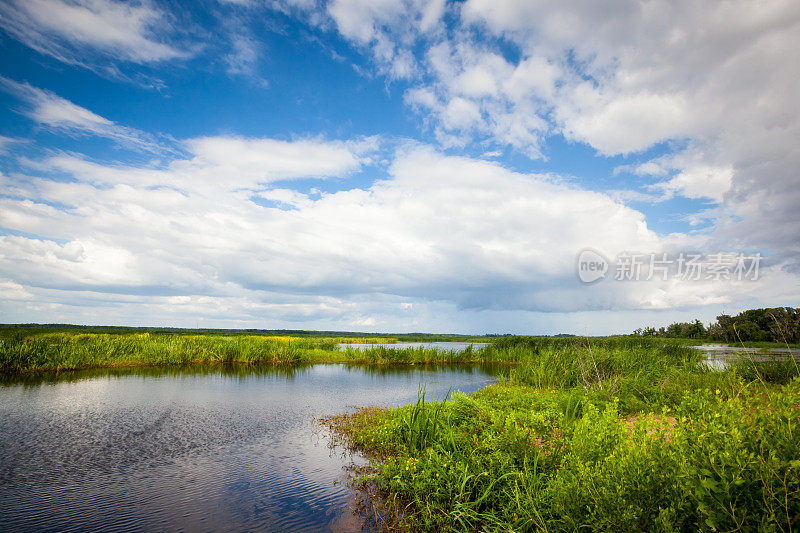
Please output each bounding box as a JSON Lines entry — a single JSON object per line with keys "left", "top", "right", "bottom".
{"left": 727, "top": 355, "right": 800, "bottom": 384}
{"left": 0, "top": 331, "right": 333, "bottom": 372}
{"left": 402, "top": 386, "right": 449, "bottom": 452}
{"left": 0, "top": 327, "right": 525, "bottom": 372}
{"left": 328, "top": 338, "right": 800, "bottom": 532}
{"left": 337, "top": 343, "right": 510, "bottom": 365}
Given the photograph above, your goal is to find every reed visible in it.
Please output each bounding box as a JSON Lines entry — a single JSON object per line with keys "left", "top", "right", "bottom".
{"left": 327, "top": 339, "right": 800, "bottom": 532}
{"left": 0, "top": 330, "right": 332, "bottom": 372}
{"left": 0, "top": 327, "right": 517, "bottom": 372}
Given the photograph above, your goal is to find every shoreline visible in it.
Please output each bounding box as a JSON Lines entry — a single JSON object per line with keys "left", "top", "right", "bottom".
{"left": 3, "top": 329, "right": 798, "bottom": 530}
{"left": 315, "top": 344, "right": 799, "bottom": 531}
{"left": 0, "top": 356, "right": 519, "bottom": 377}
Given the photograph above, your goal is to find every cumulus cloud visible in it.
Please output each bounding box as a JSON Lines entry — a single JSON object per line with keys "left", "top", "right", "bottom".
{"left": 402, "top": 40, "right": 550, "bottom": 156}
{"left": 0, "top": 279, "right": 34, "bottom": 301}
{"left": 5, "top": 132, "right": 793, "bottom": 331}
{"left": 2, "top": 1, "right": 799, "bottom": 330}
{"left": 182, "top": 136, "right": 372, "bottom": 183}
{"left": 302, "top": 0, "right": 800, "bottom": 273}
{"left": 0, "top": 127, "right": 377, "bottom": 311}
{"left": 323, "top": 0, "right": 446, "bottom": 79}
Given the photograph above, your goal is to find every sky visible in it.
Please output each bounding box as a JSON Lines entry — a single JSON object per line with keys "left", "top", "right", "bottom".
{"left": 0, "top": 0, "right": 798, "bottom": 334}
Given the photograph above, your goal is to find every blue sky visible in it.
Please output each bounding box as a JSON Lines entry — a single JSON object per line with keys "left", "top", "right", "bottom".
{"left": 0, "top": 0, "right": 798, "bottom": 333}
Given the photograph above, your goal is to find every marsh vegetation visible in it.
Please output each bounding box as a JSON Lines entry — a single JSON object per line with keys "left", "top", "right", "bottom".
{"left": 0, "top": 328, "right": 504, "bottom": 373}
{"left": 2, "top": 326, "right": 799, "bottom": 531}
{"left": 326, "top": 337, "right": 800, "bottom": 531}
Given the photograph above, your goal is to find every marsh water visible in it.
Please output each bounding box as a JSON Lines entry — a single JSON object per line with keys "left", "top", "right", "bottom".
{"left": 337, "top": 341, "right": 490, "bottom": 351}
{"left": 0, "top": 363, "right": 498, "bottom": 532}
{"left": 695, "top": 344, "right": 800, "bottom": 370}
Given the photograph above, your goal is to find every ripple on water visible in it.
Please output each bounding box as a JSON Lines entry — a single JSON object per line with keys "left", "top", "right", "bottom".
{"left": 0, "top": 363, "right": 496, "bottom": 532}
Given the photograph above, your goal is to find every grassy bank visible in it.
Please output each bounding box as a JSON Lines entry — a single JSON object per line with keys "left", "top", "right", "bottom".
{"left": 326, "top": 338, "right": 800, "bottom": 532}
{"left": 0, "top": 327, "right": 515, "bottom": 373}
{"left": 1, "top": 326, "right": 794, "bottom": 374}
{"left": 3, "top": 327, "right": 798, "bottom": 529}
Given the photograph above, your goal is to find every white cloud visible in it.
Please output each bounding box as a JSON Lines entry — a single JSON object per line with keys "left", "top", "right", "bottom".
{"left": 0, "top": 279, "right": 34, "bottom": 301}
{"left": 2, "top": 1, "right": 799, "bottom": 329}
{"left": 656, "top": 165, "right": 734, "bottom": 202}
{"left": 442, "top": 97, "right": 482, "bottom": 130}
{"left": 225, "top": 33, "right": 261, "bottom": 77}
{"left": 307, "top": 0, "right": 800, "bottom": 272}
{"left": 0, "top": 136, "right": 24, "bottom": 154}
{"left": 0, "top": 234, "right": 144, "bottom": 289}
{"left": 1, "top": 78, "right": 166, "bottom": 152}
{"left": 0, "top": 0, "right": 189, "bottom": 66}
{"left": 7, "top": 140, "right": 788, "bottom": 322}
{"left": 3, "top": 134, "right": 797, "bottom": 330}
{"left": 557, "top": 92, "right": 692, "bottom": 156}
{"left": 182, "top": 136, "right": 369, "bottom": 183}
{"left": 323, "top": 0, "right": 446, "bottom": 79}
{"left": 351, "top": 316, "right": 377, "bottom": 326}
{"left": 327, "top": 0, "right": 400, "bottom": 44}
{"left": 400, "top": 40, "right": 553, "bottom": 157}
{"left": 17, "top": 134, "right": 373, "bottom": 199}
{"left": 217, "top": 12, "right": 269, "bottom": 85}
{"left": 327, "top": 0, "right": 444, "bottom": 44}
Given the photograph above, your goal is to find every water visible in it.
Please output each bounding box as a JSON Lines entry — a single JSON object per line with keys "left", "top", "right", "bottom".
{"left": 694, "top": 344, "right": 800, "bottom": 370}
{"left": 0, "top": 363, "right": 497, "bottom": 532}
{"left": 337, "top": 341, "right": 489, "bottom": 351}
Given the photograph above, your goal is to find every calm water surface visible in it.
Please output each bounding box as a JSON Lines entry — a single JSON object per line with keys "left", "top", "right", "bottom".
{"left": 337, "top": 341, "right": 489, "bottom": 351}
{"left": 0, "top": 363, "right": 497, "bottom": 532}
{"left": 695, "top": 344, "right": 800, "bottom": 370}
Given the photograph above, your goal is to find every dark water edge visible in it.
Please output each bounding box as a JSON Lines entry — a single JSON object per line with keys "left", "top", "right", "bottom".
{"left": 0, "top": 363, "right": 499, "bottom": 532}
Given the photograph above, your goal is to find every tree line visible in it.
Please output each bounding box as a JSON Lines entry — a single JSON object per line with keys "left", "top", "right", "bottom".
{"left": 633, "top": 307, "right": 800, "bottom": 343}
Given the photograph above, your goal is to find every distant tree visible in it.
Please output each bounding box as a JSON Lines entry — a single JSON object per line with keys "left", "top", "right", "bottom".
{"left": 686, "top": 319, "right": 706, "bottom": 338}
{"left": 632, "top": 307, "right": 799, "bottom": 343}
{"left": 663, "top": 320, "right": 706, "bottom": 339}
{"left": 712, "top": 308, "right": 799, "bottom": 343}
{"left": 765, "top": 307, "right": 800, "bottom": 343}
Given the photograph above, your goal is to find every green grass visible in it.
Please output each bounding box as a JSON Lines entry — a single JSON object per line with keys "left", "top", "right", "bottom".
{"left": 0, "top": 327, "right": 517, "bottom": 372}
{"left": 0, "top": 331, "right": 335, "bottom": 372}
{"left": 327, "top": 337, "right": 800, "bottom": 532}
{"left": 5, "top": 327, "right": 798, "bottom": 530}
{"left": 2, "top": 327, "right": 795, "bottom": 376}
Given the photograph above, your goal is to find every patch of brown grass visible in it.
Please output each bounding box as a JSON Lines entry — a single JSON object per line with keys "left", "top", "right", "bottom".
{"left": 622, "top": 414, "right": 677, "bottom": 441}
